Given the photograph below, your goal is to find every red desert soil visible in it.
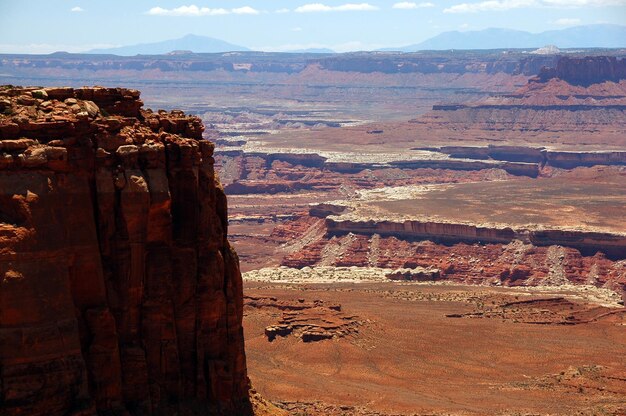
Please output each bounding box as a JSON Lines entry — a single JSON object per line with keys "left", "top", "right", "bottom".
{"left": 244, "top": 282, "right": 626, "bottom": 416}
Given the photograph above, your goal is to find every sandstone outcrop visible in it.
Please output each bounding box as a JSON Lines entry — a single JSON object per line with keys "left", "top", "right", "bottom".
{"left": 244, "top": 296, "right": 362, "bottom": 343}
{"left": 325, "top": 217, "right": 626, "bottom": 260}
{"left": 447, "top": 297, "right": 626, "bottom": 325}
{"left": 408, "top": 56, "right": 626, "bottom": 163}
{"left": 276, "top": 217, "right": 626, "bottom": 294}
{"left": 0, "top": 86, "right": 250, "bottom": 415}
{"left": 385, "top": 267, "right": 441, "bottom": 281}
{"left": 215, "top": 150, "right": 523, "bottom": 195}
{"left": 428, "top": 145, "right": 626, "bottom": 169}
{"left": 533, "top": 56, "right": 626, "bottom": 86}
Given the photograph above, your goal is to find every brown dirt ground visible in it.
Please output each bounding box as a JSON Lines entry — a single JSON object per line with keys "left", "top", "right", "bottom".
{"left": 244, "top": 281, "right": 626, "bottom": 416}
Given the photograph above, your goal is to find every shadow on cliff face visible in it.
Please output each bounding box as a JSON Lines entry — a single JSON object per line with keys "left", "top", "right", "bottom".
{"left": 0, "top": 193, "right": 31, "bottom": 226}
{"left": 0, "top": 86, "right": 253, "bottom": 416}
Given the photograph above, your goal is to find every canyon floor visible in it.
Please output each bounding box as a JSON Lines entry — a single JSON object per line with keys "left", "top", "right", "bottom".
{"left": 243, "top": 280, "right": 626, "bottom": 416}
{"left": 363, "top": 170, "right": 626, "bottom": 232}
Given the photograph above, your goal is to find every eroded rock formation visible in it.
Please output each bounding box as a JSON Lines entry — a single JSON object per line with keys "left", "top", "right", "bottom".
{"left": 533, "top": 56, "right": 626, "bottom": 86}
{"left": 410, "top": 57, "right": 626, "bottom": 154}
{"left": 0, "top": 86, "right": 250, "bottom": 415}
{"left": 276, "top": 217, "right": 626, "bottom": 294}
{"left": 325, "top": 217, "right": 626, "bottom": 260}
{"left": 245, "top": 296, "right": 361, "bottom": 343}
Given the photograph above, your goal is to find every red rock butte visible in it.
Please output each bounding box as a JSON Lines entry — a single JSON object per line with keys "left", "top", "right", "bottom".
{"left": 533, "top": 55, "right": 626, "bottom": 86}
{"left": 0, "top": 86, "right": 251, "bottom": 415}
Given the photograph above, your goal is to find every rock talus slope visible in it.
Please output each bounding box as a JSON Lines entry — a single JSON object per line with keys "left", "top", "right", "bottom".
{"left": 0, "top": 86, "right": 250, "bottom": 415}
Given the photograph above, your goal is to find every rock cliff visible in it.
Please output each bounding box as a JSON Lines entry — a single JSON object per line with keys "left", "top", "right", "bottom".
{"left": 533, "top": 56, "right": 626, "bottom": 86}
{"left": 0, "top": 87, "right": 250, "bottom": 415}
{"left": 276, "top": 217, "right": 626, "bottom": 294}
{"left": 325, "top": 217, "right": 626, "bottom": 260}
{"left": 407, "top": 56, "right": 626, "bottom": 159}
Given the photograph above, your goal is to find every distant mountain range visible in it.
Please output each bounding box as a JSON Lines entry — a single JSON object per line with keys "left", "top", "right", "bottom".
{"left": 86, "top": 25, "right": 626, "bottom": 56}
{"left": 383, "top": 24, "right": 626, "bottom": 52}
{"left": 88, "top": 34, "right": 249, "bottom": 55}
{"left": 87, "top": 34, "right": 336, "bottom": 55}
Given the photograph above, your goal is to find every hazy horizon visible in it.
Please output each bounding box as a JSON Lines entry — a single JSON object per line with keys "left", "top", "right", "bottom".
{"left": 1, "top": 0, "right": 626, "bottom": 54}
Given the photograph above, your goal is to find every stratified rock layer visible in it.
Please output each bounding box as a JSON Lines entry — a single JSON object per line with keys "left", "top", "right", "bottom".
{"left": 534, "top": 56, "right": 626, "bottom": 86}
{"left": 275, "top": 217, "right": 626, "bottom": 294}
{"left": 0, "top": 86, "right": 250, "bottom": 415}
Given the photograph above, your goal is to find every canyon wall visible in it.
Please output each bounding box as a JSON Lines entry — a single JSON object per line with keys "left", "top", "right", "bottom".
{"left": 0, "top": 87, "right": 250, "bottom": 415}
{"left": 432, "top": 146, "right": 626, "bottom": 168}
{"left": 278, "top": 224, "right": 626, "bottom": 293}
{"left": 325, "top": 217, "right": 626, "bottom": 260}
{"left": 313, "top": 53, "right": 560, "bottom": 75}
{"left": 534, "top": 56, "right": 626, "bottom": 86}
{"left": 217, "top": 146, "right": 626, "bottom": 195}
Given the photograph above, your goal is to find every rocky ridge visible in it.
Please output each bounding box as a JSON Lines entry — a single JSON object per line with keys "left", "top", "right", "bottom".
{"left": 415, "top": 79, "right": 626, "bottom": 135}
{"left": 534, "top": 56, "right": 626, "bottom": 86}
{"left": 245, "top": 295, "right": 362, "bottom": 343}
{"left": 324, "top": 216, "right": 626, "bottom": 260}
{"left": 269, "top": 215, "right": 626, "bottom": 298}
{"left": 0, "top": 51, "right": 564, "bottom": 76}
{"left": 0, "top": 86, "right": 250, "bottom": 415}
{"left": 214, "top": 60, "right": 626, "bottom": 193}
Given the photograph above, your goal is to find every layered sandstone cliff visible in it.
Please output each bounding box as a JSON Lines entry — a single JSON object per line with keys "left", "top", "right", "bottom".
{"left": 0, "top": 87, "right": 250, "bottom": 415}
{"left": 275, "top": 217, "right": 626, "bottom": 295}
{"left": 325, "top": 217, "right": 626, "bottom": 260}
{"left": 412, "top": 56, "right": 626, "bottom": 141}
{"left": 533, "top": 56, "right": 626, "bottom": 86}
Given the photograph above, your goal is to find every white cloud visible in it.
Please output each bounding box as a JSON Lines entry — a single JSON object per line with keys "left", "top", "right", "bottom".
{"left": 147, "top": 6, "right": 225, "bottom": 16}
{"left": 292, "top": 27, "right": 303, "bottom": 31}
{"left": 70, "top": 6, "right": 84, "bottom": 12}
{"left": 392, "top": 2, "right": 435, "bottom": 9}
{"left": 147, "top": 5, "right": 260, "bottom": 16}
{"left": 444, "top": 0, "right": 535, "bottom": 13}
{"left": 294, "top": 3, "right": 379, "bottom": 12}
{"left": 335, "top": 3, "right": 379, "bottom": 10}
{"left": 553, "top": 17, "right": 581, "bottom": 25}
{"left": 295, "top": 3, "right": 333, "bottom": 13}
{"left": 543, "top": 0, "right": 626, "bottom": 5}
{"left": 232, "top": 6, "right": 260, "bottom": 14}
{"left": 275, "top": 8, "right": 290, "bottom": 13}
{"left": 294, "top": 4, "right": 332, "bottom": 12}
{"left": 444, "top": 0, "right": 626, "bottom": 13}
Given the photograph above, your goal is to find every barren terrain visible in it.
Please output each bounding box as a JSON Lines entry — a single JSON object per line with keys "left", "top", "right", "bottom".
{"left": 244, "top": 280, "right": 626, "bottom": 416}
{"left": 363, "top": 169, "right": 626, "bottom": 233}
{"left": 233, "top": 56, "right": 626, "bottom": 415}
{"left": 3, "top": 52, "right": 625, "bottom": 415}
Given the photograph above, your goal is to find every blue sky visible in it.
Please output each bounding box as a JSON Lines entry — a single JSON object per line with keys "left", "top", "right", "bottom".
{"left": 1, "top": 0, "right": 625, "bottom": 53}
